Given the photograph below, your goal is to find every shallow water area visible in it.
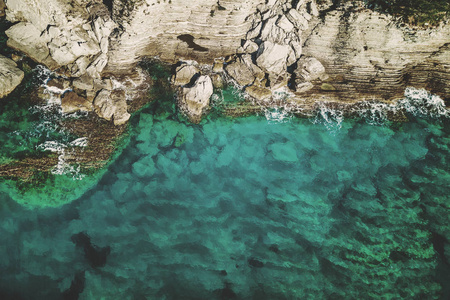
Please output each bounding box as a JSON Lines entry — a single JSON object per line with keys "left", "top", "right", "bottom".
{"left": 0, "top": 88, "right": 449, "bottom": 299}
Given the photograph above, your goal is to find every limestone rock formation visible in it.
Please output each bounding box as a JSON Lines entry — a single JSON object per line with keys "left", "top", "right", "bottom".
{"left": 93, "top": 89, "right": 130, "bottom": 126}
{"left": 179, "top": 75, "right": 213, "bottom": 123}
{"left": 225, "top": 55, "right": 265, "bottom": 87}
{"left": 2, "top": 0, "right": 450, "bottom": 122}
{"left": 172, "top": 64, "right": 199, "bottom": 86}
{"left": 0, "top": 54, "right": 24, "bottom": 98}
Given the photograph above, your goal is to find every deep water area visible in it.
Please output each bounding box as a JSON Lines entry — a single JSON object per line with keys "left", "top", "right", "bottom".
{"left": 0, "top": 87, "right": 449, "bottom": 299}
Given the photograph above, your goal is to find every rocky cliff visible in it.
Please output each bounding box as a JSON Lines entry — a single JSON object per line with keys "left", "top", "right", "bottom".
{"left": 1, "top": 0, "right": 449, "bottom": 122}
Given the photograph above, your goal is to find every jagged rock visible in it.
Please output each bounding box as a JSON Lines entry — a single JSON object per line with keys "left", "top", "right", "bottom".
{"left": 256, "top": 41, "right": 289, "bottom": 76}
{"left": 245, "top": 85, "right": 272, "bottom": 101}
{"left": 0, "top": 55, "right": 24, "bottom": 98}
{"left": 260, "top": 17, "right": 288, "bottom": 44}
{"left": 226, "top": 54, "right": 265, "bottom": 87}
{"left": 93, "top": 89, "right": 130, "bottom": 126}
{"left": 276, "top": 15, "right": 295, "bottom": 32}
{"left": 172, "top": 64, "right": 200, "bottom": 86}
{"left": 295, "top": 57, "right": 326, "bottom": 82}
{"left": 5, "top": 22, "right": 57, "bottom": 68}
{"left": 180, "top": 75, "right": 213, "bottom": 123}
{"left": 269, "top": 73, "right": 290, "bottom": 90}
{"left": 61, "top": 91, "right": 93, "bottom": 114}
{"left": 286, "top": 9, "right": 309, "bottom": 30}
{"left": 238, "top": 40, "right": 259, "bottom": 54}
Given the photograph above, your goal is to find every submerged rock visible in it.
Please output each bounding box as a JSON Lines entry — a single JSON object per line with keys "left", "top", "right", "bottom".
{"left": 179, "top": 75, "right": 213, "bottom": 123}
{"left": 71, "top": 232, "right": 111, "bottom": 268}
{"left": 0, "top": 55, "right": 24, "bottom": 98}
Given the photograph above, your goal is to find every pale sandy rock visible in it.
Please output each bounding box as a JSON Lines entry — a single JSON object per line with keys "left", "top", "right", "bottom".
{"left": 269, "top": 73, "right": 290, "bottom": 90}
{"left": 226, "top": 54, "right": 265, "bottom": 87}
{"left": 0, "top": 55, "right": 24, "bottom": 98}
{"left": 245, "top": 85, "right": 272, "bottom": 101}
{"left": 172, "top": 64, "right": 200, "bottom": 86}
{"left": 256, "top": 41, "right": 289, "bottom": 75}
{"left": 295, "top": 57, "right": 326, "bottom": 82}
{"left": 180, "top": 75, "right": 213, "bottom": 123}
{"left": 48, "top": 42, "right": 78, "bottom": 66}
{"left": 238, "top": 40, "right": 259, "bottom": 54}
{"left": 86, "top": 53, "right": 108, "bottom": 79}
{"left": 296, "top": 81, "right": 314, "bottom": 93}
{"left": 246, "top": 22, "right": 262, "bottom": 40}
{"left": 5, "top": 23, "right": 55, "bottom": 66}
{"left": 72, "top": 75, "right": 94, "bottom": 91}
{"left": 286, "top": 9, "right": 308, "bottom": 31}
{"left": 72, "top": 56, "right": 91, "bottom": 77}
{"left": 260, "top": 16, "right": 288, "bottom": 44}
{"left": 61, "top": 91, "right": 93, "bottom": 114}
{"left": 93, "top": 89, "right": 130, "bottom": 125}
{"left": 276, "top": 15, "right": 294, "bottom": 32}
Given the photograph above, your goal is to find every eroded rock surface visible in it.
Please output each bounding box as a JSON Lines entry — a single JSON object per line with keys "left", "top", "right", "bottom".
{"left": 0, "top": 54, "right": 24, "bottom": 98}
{"left": 179, "top": 75, "right": 213, "bottom": 123}
{"left": 3, "top": 0, "right": 450, "bottom": 123}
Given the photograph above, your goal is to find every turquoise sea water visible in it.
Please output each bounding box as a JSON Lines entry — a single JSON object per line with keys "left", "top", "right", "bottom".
{"left": 0, "top": 81, "right": 450, "bottom": 299}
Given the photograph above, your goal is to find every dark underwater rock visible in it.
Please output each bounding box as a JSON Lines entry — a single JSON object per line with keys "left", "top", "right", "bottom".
{"left": 71, "top": 232, "right": 111, "bottom": 268}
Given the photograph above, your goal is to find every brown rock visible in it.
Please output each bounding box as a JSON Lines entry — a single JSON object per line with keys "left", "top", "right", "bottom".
{"left": 61, "top": 91, "right": 93, "bottom": 114}
{"left": 0, "top": 0, "right": 5, "bottom": 17}
{"left": 245, "top": 85, "right": 272, "bottom": 101}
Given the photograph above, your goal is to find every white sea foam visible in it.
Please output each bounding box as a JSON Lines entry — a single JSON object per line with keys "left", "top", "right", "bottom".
{"left": 264, "top": 106, "right": 292, "bottom": 124}
{"left": 312, "top": 102, "right": 344, "bottom": 132}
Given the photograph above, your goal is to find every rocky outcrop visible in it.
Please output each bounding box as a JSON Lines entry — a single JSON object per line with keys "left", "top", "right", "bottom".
{"left": 3, "top": 0, "right": 450, "bottom": 124}
{"left": 179, "top": 75, "right": 213, "bottom": 123}
{"left": 0, "top": 54, "right": 24, "bottom": 98}
{"left": 171, "top": 64, "right": 199, "bottom": 86}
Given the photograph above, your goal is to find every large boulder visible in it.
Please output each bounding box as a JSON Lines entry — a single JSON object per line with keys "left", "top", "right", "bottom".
{"left": 0, "top": 55, "right": 24, "bottom": 98}
{"left": 295, "top": 57, "right": 326, "bottom": 82}
{"left": 256, "top": 41, "right": 290, "bottom": 76}
{"left": 171, "top": 64, "right": 199, "bottom": 86}
{"left": 93, "top": 89, "right": 130, "bottom": 126}
{"left": 225, "top": 54, "right": 265, "bottom": 87}
{"left": 5, "top": 22, "right": 58, "bottom": 68}
{"left": 61, "top": 91, "right": 93, "bottom": 114}
{"left": 179, "top": 75, "right": 213, "bottom": 123}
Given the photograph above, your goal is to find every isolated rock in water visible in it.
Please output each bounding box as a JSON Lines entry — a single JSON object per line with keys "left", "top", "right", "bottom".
{"left": 226, "top": 54, "right": 265, "bottom": 87}
{"left": 93, "top": 89, "right": 130, "bottom": 125}
{"left": 256, "top": 41, "right": 290, "bottom": 76}
{"left": 180, "top": 75, "right": 213, "bottom": 123}
{"left": 0, "top": 55, "right": 24, "bottom": 98}
{"left": 61, "top": 91, "right": 93, "bottom": 114}
{"left": 172, "top": 64, "right": 200, "bottom": 86}
{"left": 295, "top": 57, "right": 326, "bottom": 82}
